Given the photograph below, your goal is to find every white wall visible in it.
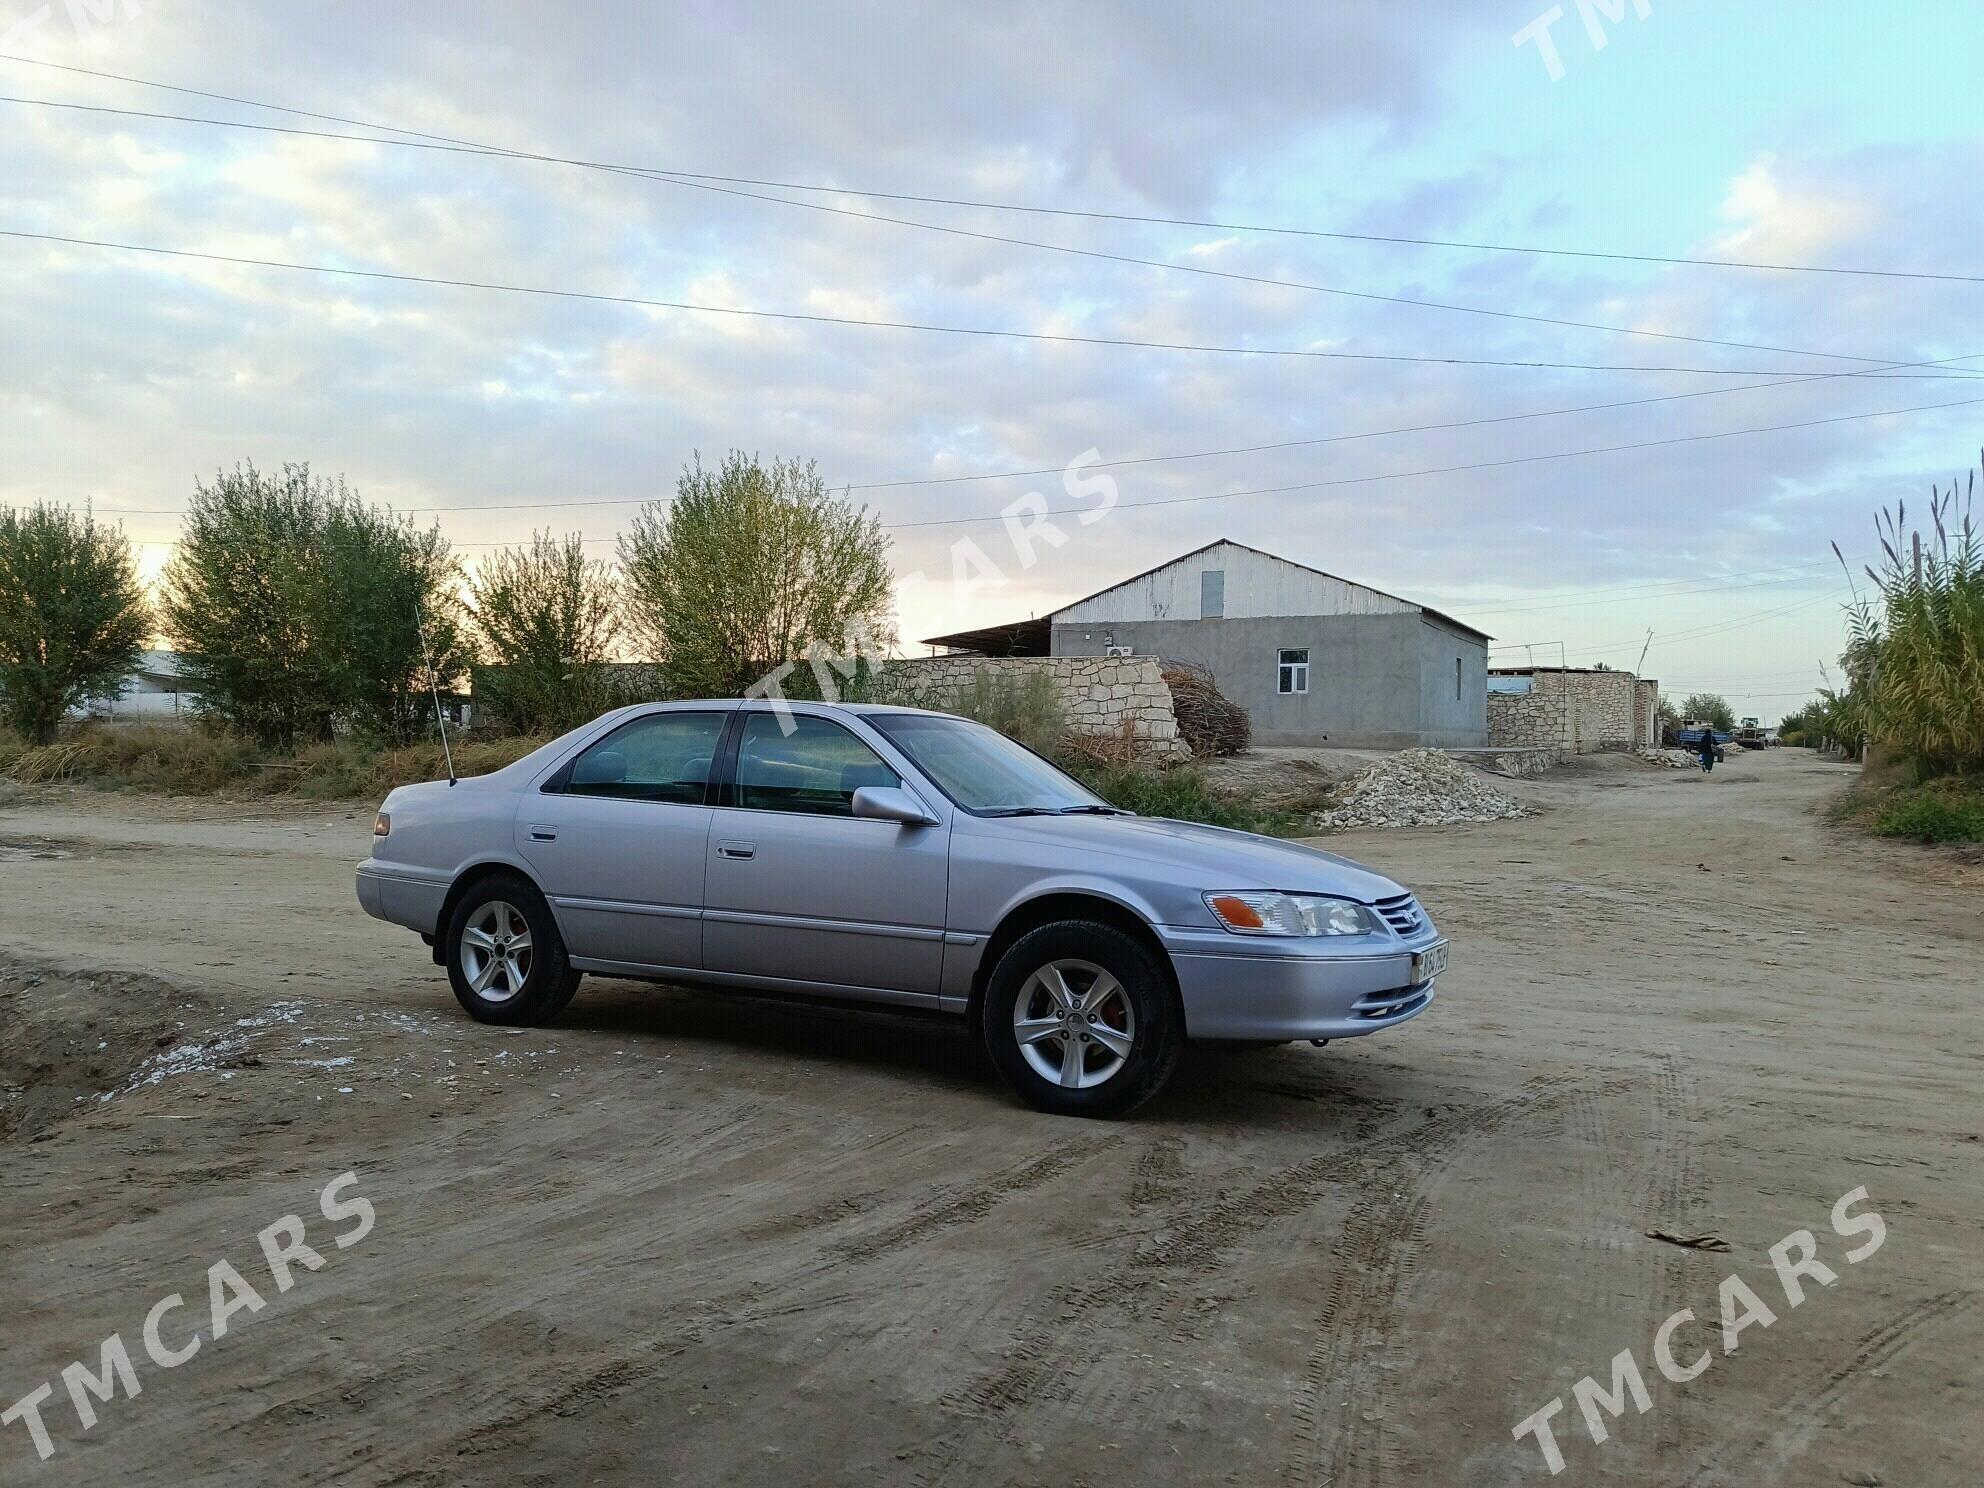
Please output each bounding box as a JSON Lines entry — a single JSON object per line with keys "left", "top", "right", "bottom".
{"left": 1056, "top": 541, "right": 1418, "bottom": 624}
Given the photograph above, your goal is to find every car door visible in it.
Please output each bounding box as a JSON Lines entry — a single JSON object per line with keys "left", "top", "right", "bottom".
{"left": 517, "top": 708, "right": 728, "bottom": 971}
{"left": 702, "top": 711, "right": 949, "bottom": 999}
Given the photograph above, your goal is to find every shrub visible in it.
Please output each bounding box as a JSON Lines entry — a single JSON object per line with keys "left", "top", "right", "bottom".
{"left": 941, "top": 666, "right": 1069, "bottom": 759}
{"left": 1062, "top": 758, "right": 1314, "bottom": 837}
{"left": 1866, "top": 781, "right": 1984, "bottom": 844}
{"left": 310, "top": 735, "right": 548, "bottom": 800}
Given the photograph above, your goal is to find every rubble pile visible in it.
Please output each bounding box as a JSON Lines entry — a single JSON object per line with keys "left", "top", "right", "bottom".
{"left": 1636, "top": 747, "right": 1702, "bottom": 768}
{"left": 1311, "top": 748, "right": 1529, "bottom": 830}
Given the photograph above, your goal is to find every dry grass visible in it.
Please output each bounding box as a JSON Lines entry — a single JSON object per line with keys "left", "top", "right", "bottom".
{"left": 0, "top": 723, "right": 547, "bottom": 802}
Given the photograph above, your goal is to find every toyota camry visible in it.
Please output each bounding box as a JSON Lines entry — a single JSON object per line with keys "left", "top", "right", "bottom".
{"left": 357, "top": 700, "right": 1446, "bottom": 1117}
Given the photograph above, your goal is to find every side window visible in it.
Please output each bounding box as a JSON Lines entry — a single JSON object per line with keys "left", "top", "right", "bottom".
{"left": 1278, "top": 647, "right": 1309, "bottom": 695}
{"left": 733, "top": 714, "right": 900, "bottom": 816}
{"left": 561, "top": 712, "right": 726, "bottom": 804}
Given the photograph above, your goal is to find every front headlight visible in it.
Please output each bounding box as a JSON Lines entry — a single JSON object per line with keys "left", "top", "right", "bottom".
{"left": 1204, "top": 891, "right": 1378, "bottom": 937}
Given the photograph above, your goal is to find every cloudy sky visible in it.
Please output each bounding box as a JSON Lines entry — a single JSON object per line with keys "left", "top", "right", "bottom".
{"left": 3, "top": 0, "right": 1981, "bottom": 719}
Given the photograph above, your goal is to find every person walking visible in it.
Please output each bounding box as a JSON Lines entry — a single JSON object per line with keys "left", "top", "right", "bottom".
{"left": 1696, "top": 725, "right": 1718, "bottom": 773}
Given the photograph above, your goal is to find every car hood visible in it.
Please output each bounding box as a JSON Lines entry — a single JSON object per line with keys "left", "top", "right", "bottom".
{"left": 983, "top": 813, "right": 1408, "bottom": 903}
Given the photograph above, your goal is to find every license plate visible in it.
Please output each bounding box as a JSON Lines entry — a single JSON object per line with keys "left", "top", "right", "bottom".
{"left": 1412, "top": 942, "right": 1448, "bottom": 984}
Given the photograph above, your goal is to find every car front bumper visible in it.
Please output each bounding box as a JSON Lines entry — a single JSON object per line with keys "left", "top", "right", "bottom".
{"left": 1159, "top": 926, "right": 1444, "bottom": 1042}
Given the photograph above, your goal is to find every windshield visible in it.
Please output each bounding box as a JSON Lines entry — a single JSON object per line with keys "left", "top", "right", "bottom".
{"left": 867, "top": 713, "right": 1116, "bottom": 815}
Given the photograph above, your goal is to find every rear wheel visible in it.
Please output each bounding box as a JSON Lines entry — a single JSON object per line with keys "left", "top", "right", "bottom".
{"left": 979, "top": 920, "right": 1181, "bottom": 1118}
{"left": 445, "top": 873, "right": 579, "bottom": 1026}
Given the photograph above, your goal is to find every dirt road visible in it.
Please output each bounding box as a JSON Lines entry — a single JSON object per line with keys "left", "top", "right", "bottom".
{"left": 2, "top": 750, "right": 1978, "bottom": 1485}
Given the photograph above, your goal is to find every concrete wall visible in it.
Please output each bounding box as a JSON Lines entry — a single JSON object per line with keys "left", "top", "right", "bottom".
{"left": 881, "top": 654, "right": 1189, "bottom": 760}
{"left": 1052, "top": 613, "right": 1488, "bottom": 748}
{"left": 1416, "top": 618, "right": 1490, "bottom": 748}
{"left": 1487, "top": 668, "right": 1650, "bottom": 752}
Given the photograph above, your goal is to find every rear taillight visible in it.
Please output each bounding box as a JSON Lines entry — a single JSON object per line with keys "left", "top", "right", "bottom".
{"left": 373, "top": 812, "right": 391, "bottom": 837}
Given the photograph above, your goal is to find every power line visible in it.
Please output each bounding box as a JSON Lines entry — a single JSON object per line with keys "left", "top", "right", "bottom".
{"left": 2, "top": 50, "right": 1975, "bottom": 287}
{"left": 1465, "top": 566, "right": 1836, "bottom": 617}
{"left": 116, "top": 352, "right": 1984, "bottom": 513}
{"left": 37, "top": 392, "right": 1984, "bottom": 535}
{"left": 1658, "top": 694, "right": 1825, "bottom": 706}
{"left": 1560, "top": 591, "right": 1847, "bottom": 657}
{"left": 47, "top": 346, "right": 1973, "bottom": 520}
{"left": 0, "top": 91, "right": 1932, "bottom": 372}
{"left": 873, "top": 394, "right": 1984, "bottom": 528}
{"left": 16, "top": 227, "right": 1978, "bottom": 380}
{"left": 848, "top": 353, "right": 1984, "bottom": 489}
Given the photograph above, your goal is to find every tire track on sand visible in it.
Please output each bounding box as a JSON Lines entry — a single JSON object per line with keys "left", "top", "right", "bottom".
{"left": 340, "top": 1137, "right": 1125, "bottom": 1485}
{"left": 905, "top": 1076, "right": 1625, "bottom": 1488}
{"left": 1282, "top": 1075, "right": 1637, "bottom": 1488}
{"left": 1683, "top": 1289, "right": 1979, "bottom": 1488}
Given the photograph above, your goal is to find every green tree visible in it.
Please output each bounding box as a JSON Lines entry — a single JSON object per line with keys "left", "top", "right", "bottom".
{"left": 317, "top": 500, "right": 468, "bottom": 745}
{"left": 1680, "top": 692, "right": 1736, "bottom": 732}
{"left": 469, "top": 530, "right": 627, "bottom": 734}
{"left": 619, "top": 452, "right": 894, "bottom": 696}
{"left": 0, "top": 504, "right": 151, "bottom": 743}
{"left": 161, "top": 462, "right": 465, "bottom": 747}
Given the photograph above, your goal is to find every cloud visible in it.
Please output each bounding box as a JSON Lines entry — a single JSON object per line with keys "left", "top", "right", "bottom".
{"left": 0, "top": 1, "right": 1975, "bottom": 720}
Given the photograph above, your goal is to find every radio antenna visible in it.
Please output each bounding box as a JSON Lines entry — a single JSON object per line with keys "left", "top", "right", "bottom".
{"left": 415, "top": 599, "right": 457, "bottom": 786}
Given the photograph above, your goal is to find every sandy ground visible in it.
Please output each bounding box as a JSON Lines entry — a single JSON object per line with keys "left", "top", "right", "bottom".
{"left": 1, "top": 749, "right": 1978, "bottom": 1486}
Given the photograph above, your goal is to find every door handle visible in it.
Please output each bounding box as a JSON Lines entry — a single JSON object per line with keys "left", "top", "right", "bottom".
{"left": 716, "top": 840, "right": 756, "bottom": 860}
{"left": 528, "top": 826, "right": 558, "bottom": 842}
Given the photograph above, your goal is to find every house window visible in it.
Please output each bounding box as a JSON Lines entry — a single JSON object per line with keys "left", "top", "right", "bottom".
{"left": 1277, "top": 647, "right": 1309, "bottom": 695}
{"left": 1456, "top": 657, "right": 1463, "bottom": 701}
{"left": 1200, "top": 569, "right": 1225, "bottom": 618}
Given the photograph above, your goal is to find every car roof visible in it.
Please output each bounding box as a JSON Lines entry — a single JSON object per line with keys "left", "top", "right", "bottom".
{"left": 634, "top": 698, "right": 956, "bottom": 720}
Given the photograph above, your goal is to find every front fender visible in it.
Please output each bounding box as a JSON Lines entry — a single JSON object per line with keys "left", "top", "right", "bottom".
{"left": 937, "top": 875, "right": 1172, "bottom": 1006}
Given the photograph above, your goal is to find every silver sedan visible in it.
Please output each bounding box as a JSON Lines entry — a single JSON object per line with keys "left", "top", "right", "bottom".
{"left": 357, "top": 700, "right": 1445, "bottom": 1117}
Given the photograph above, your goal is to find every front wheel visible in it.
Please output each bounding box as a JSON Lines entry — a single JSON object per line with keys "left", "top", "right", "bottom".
{"left": 445, "top": 873, "right": 580, "bottom": 1026}
{"left": 979, "top": 920, "right": 1182, "bottom": 1118}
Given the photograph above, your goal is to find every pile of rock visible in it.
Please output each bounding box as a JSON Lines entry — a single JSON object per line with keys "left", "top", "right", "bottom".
{"left": 1311, "top": 748, "right": 1529, "bottom": 830}
{"left": 1635, "top": 746, "right": 1701, "bottom": 769}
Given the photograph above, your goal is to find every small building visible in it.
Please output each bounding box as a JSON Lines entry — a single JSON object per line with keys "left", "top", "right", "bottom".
{"left": 84, "top": 650, "right": 198, "bottom": 721}
{"left": 1487, "top": 666, "right": 1661, "bottom": 753}
{"left": 924, "top": 539, "right": 1490, "bottom": 748}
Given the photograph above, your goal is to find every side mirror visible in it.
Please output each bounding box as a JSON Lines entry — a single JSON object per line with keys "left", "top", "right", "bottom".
{"left": 852, "top": 785, "right": 938, "bottom": 827}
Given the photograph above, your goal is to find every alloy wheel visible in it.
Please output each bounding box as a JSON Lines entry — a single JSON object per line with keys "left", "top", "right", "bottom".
{"left": 460, "top": 900, "right": 533, "bottom": 1005}
{"left": 1012, "top": 957, "right": 1137, "bottom": 1089}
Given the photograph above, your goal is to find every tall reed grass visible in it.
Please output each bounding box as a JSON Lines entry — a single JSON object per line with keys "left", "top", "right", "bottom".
{"left": 1836, "top": 456, "right": 1984, "bottom": 777}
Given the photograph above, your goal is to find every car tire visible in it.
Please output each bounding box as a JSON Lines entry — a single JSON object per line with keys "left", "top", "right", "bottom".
{"left": 444, "top": 872, "right": 580, "bottom": 1026}
{"left": 979, "top": 920, "right": 1182, "bottom": 1118}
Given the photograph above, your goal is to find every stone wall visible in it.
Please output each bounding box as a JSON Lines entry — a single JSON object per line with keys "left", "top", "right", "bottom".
{"left": 883, "top": 655, "right": 1190, "bottom": 760}
{"left": 1634, "top": 679, "right": 1661, "bottom": 749}
{"left": 1488, "top": 668, "right": 1650, "bottom": 753}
